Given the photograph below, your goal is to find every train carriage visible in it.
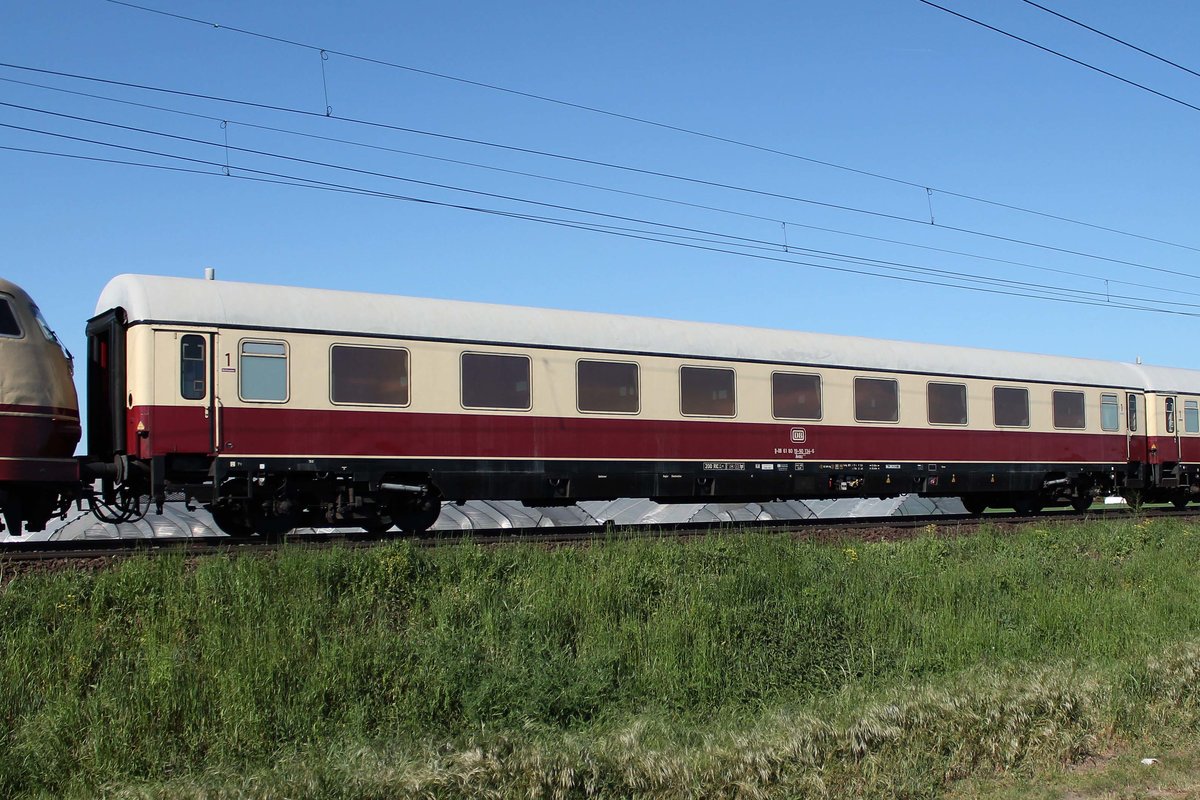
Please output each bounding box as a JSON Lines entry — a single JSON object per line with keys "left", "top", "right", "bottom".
{"left": 78, "top": 273, "right": 1200, "bottom": 537}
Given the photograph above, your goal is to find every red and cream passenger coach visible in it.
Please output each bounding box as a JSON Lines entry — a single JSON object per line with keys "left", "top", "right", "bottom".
{"left": 81, "top": 274, "right": 1200, "bottom": 535}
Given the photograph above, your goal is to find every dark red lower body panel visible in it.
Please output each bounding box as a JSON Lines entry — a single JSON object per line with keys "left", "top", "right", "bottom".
{"left": 140, "top": 404, "right": 1132, "bottom": 465}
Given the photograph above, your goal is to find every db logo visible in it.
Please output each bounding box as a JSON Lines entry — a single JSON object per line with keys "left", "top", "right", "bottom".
{"left": 790, "top": 427, "right": 806, "bottom": 443}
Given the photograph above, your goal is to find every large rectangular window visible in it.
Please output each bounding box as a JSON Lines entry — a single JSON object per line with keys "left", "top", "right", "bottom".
{"left": 927, "top": 382, "right": 967, "bottom": 425}
{"left": 331, "top": 345, "right": 409, "bottom": 406}
{"left": 180, "top": 334, "right": 206, "bottom": 400}
{"left": 680, "top": 366, "right": 735, "bottom": 417}
{"left": 772, "top": 372, "right": 822, "bottom": 420}
{"left": 461, "top": 352, "right": 531, "bottom": 410}
{"left": 1187, "top": 401, "right": 1199, "bottom": 434}
{"left": 1053, "top": 390, "right": 1086, "bottom": 429}
{"left": 993, "top": 386, "right": 1029, "bottom": 427}
{"left": 855, "top": 377, "right": 899, "bottom": 422}
{"left": 1100, "top": 394, "right": 1119, "bottom": 432}
{"left": 577, "top": 359, "right": 639, "bottom": 414}
{"left": 239, "top": 340, "right": 288, "bottom": 402}
{"left": 0, "top": 298, "right": 20, "bottom": 338}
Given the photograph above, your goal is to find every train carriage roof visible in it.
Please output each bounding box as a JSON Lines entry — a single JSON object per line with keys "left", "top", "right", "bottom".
{"left": 97, "top": 274, "right": 1200, "bottom": 393}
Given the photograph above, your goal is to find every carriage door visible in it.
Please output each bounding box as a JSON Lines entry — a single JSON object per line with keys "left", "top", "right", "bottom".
{"left": 1162, "top": 395, "right": 1182, "bottom": 464}
{"left": 1126, "top": 393, "right": 1147, "bottom": 462}
{"left": 172, "top": 330, "right": 218, "bottom": 455}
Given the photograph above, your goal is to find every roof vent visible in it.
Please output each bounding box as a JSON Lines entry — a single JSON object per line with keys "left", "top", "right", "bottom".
{"left": 204, "top": 267, "right": 215, "bottom": 281}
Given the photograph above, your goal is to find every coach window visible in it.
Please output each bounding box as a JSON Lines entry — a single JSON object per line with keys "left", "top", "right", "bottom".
{"left": 993, "top": 386, "right": 1029, "bottom": 428}
{"left": 577, "top": 359, "right": 639, "bottom": 414}
{"left": 680, "top": 366, "right": 736, "bottom": 417}
{"left": 1186, "top": 401, "right": 1199, "bottom": 434}
{"left": 331, "top": 345, "right": 410, "bottom": 406}
{"left": 854, "top": 377, "right": 899, "bottom": 423}
{"left": 0, "top": 298, "right": 21, "bottom": 338}
{"left": 772, "top": 372, "right": 822, "bottom": 420}
{"left": 461, "top": 352, "right": 531, "bottom": 410}
{"left": 927, "top": 382, "right": 967, "bottom": 425}
{"left": 1100, "top": 394, "right": 1120, "bottom": 432}
{"left": 1052, "top": 390, "right": 1086, "bottom": 430}
{"left": 180, "top": 334, "right": 206, "bottom": 400}
{"left": 239, "top": 340, "right": 288, "bottom": 402}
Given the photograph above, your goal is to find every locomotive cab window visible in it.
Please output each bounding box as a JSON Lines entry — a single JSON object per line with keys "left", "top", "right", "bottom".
{"left": 1052, "top": 390, "right": 1086, "bottom": 430}
{"left": 239, "top": 340, "right": 288, "bottom": 402}
{"left": 577, "top": 359, "right": 639, "bottom": 414}
{"left": 993, "top": 386, "right": 1029, "bottom": 428}
{"left": 680, "top": 366, "right": 736, "bottom": 417}
{"left": 854, "top": 377, "right": 899, "bottom": 423}
{"left": 461, "top": 352, "right": 531, "bottom": 410}
{"left": 0, "top": 297, "right": 20, "bottom": 338}
{"left": 1100, "top": 394, "right": 1120, "bottom": 432}
{"left": 331, "top": 345, "right": 410, "bottom": 406}
{"left": 1186, "top": 400, "right": 1199, "bottom": 434}
{"left": 772, "top": 372, "right": 822, "bottom": 420}
{"left": 927, "top": 382, "right": 967, "bottom": 425}
{"left": 180, "top": 334, "right": 206, "bottom": 400}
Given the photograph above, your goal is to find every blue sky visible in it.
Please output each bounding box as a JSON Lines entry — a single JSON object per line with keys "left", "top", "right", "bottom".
{"left": 4, "top": 0, "right": 1199, "bottom": 394}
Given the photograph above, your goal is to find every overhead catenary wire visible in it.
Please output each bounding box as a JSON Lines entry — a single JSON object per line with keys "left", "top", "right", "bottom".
{"left": 6, "top": 115, "right": 1200, "bottom": 318}
{"left": 1018, "top": 0, "right": 1200, "bottom": 80}
{"left": 99, "top": 0, "right": 1200, "bottom": 256}
{"left": 6, "top": 140, "right": 1188, "bottom": 318}
{"left": 8, "top": 73, "right": 1198, "bottom": 301}
{"left": 2, "top": 61, "right": 1198, "bottom": 285}
{"left": 918, "top": 0, "right": 1200, "bottom": 114}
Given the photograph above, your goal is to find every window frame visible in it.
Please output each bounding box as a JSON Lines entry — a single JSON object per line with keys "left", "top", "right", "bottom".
{"left": 770, "top": 371, "right": 823, "bottom": 421}
{"left": 0, "top": 296, "right": 23, "bottom": 339}
{"left": 1100, "top": 393, "right": 1120, "bottom": 432}
{"left": 575, "top": 358, "right": 640, "bottom": 415}
{"left": 328, "top": 343, "right": 412, "bottom": 408}
{"left": 926, "top": 380, "right": 968, "bottom": 426}
{"left": 679, "top": 365, "right": 737, "bottom": 418}
{"left": 992, "top": 385, "right": 1031, "bottom": 429}
{"left": 180, "top": 333, "right": 207, "bottom": 401}
{"left": 1052, "top": 389, "right": 1087, "bottom": 430}
{"left": 853, "top": 376, "right": 900, "bottom": 424}
{"left": 237, "top": 338, "right": 290, "bottom": 404}
{"left": 460, "top": 351, "right": 533, "bottom": 412}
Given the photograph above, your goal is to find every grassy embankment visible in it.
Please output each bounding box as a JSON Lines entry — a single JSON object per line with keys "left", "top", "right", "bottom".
{"left": 4, "top": 516, "right": 1200, "bottom": 798}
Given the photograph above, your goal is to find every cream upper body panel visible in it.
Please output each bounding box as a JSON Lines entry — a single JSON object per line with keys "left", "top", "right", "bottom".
{"left": 97, "top": 274, "right": 1190, "bottom": 392}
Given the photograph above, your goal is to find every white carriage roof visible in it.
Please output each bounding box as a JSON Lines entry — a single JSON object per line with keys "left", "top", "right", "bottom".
{"left": 97, "top": 274, "right": 1200, "bottom": 392}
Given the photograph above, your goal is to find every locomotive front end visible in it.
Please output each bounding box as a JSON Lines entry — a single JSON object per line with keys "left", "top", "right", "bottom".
{"left": 0, "top": 278, "right": 81, "bottom": 533}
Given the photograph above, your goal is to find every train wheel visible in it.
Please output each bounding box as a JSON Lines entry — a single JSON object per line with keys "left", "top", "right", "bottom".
{"left": 1011, "top": 495, "right": 1044, "bottom": 515}
{"left": 1173, "top": 497, "right": 1190, "bottom": 509}
{"left": 1071, "top": 497, "right": 1092, "bottom": 513}
{"left": 391, "top": 498, "right": 441, "bottom": 534}
{"left": 359, "top": 514, "right": 394, "bottom": 534}
{"left": 210, "top": 505, "right": 254, "bottom": 537}
{"left": 960, "top": 494, "right": 988, "bottom": 515}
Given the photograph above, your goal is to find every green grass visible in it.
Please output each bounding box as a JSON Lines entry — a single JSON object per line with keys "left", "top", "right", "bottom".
{"left": 4, "top": 516, "right": 1200, "bottom": 797}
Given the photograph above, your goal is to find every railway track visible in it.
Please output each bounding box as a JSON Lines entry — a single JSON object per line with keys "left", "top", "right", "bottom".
{"left": 3, "top": 504, "right": 1198, "bottom": 575}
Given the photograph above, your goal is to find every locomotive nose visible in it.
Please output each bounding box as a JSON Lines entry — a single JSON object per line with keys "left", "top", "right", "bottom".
{"left": 0, "top": 279, "right": 81, "bottom": 534}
